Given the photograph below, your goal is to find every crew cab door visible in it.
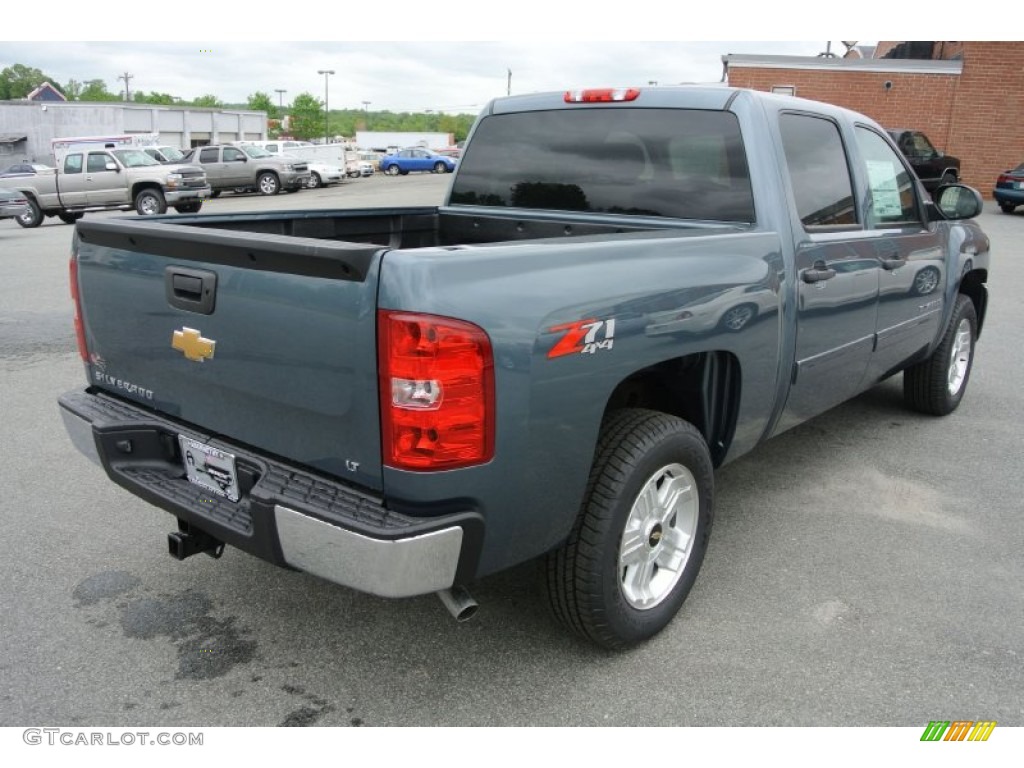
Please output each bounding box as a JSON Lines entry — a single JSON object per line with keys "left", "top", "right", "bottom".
{"left": 195, "top": 146, "right": 230, "bottom": 187}
{"left": 57, "top": 153, "right": 89, "bottom": 207}
{"left": 775, "top": 112, "right": 880, "bottom": 431}
{"left": 852, "top": 126, "right": 946, "bottom": 383}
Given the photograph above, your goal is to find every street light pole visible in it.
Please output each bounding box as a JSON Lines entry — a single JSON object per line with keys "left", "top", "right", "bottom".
{"left": 317, "top": 69, "right": 335, "bottom": 143}
{"left": 275, "top": 89, "right": 287, "bottom": 108}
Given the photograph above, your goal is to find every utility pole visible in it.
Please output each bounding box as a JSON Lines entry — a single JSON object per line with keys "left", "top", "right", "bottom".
{"left": 275, "top": 89, "right": 287, "bottom": 108}
{"left": 507, "top": 68, "right": 512, "bottom": 96}
{"left": 317, "top": 69, "right": 335, "bottom": 144}
{"left": 118, "top": 72, "right": 133, "bottom": 102}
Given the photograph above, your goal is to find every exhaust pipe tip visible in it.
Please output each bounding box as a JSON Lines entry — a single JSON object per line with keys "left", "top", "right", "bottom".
{"left": 437, "top": 585, "right": 479, "bottom": 622}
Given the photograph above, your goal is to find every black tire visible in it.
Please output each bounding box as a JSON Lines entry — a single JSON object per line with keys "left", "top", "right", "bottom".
{"left": 904, "top": 294, "right": 977, "bottom": 416}
{"left": 308, "top": 172, "right": 322, "bottom": 189}
{"left": 174, "top": 202, "right": 203, "bottom": 214}
{"left": 433, "top": 161, "right": 447, "bottom": 174}
{"left": 134, "top": 188, "right": 167, "bottom": 215}
{"left": 58, "top": 212, "right": 83, "bottom": 224}
{"left": 385, "top": 164, "right": 400, "bottom": 176}
{"left": 545, "top": 409, "right": 714, "bottom": 649}
{"left": 999, "top": 202, "right": 1015, "bottom": 214}
{"left": 257, "top": 172, "right": 280, "bottom": 195}
{"left": 210, "top": 190, "right": 222, "bottom": 199}
{"left": 718, "top": 303, "right": 757, "bottom": 332}
{"left": 16, "top": 197, "right": 42, "bottom": 228}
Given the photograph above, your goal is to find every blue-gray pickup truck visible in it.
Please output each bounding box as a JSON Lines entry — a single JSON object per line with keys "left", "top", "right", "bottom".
{"left": 58, "top": 86, "right": 990, "bottom": 648}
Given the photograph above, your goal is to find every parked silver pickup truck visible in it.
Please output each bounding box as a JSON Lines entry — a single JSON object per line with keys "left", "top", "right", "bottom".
{"left": 0, "top": 149, "right": 209, "bottom": 227}
{"left": 180, "top": 144, "right": 310, "bottom": 196}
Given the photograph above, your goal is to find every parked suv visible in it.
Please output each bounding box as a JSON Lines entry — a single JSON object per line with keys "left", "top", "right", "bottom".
{"left": 887, "top": 129, "right": 960, "bottom": 191}
{"left": 181, "top": 144, "right": 310, "bottom": 195}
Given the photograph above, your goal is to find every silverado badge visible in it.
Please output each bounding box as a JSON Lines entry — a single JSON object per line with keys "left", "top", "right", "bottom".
{"left": 172, "top": 327, "right": 216, "bottom": 362}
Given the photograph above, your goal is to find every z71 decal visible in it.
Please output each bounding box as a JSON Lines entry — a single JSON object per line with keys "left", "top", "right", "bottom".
{"left": 547, "top": 318, "right": 616, "bottom": 358}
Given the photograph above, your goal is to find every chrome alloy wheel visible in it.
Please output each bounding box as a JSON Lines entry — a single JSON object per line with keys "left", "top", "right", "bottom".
{"left": 947, "top": 318, "right": 972, "bottom": 396}
{"left": 619, "top": 463, "right": 699, "bottom": 610}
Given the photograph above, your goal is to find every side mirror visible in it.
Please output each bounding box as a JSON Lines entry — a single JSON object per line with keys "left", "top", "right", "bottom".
{"left": 933, "top": 184, "right": 983, "bottom": 220}
{"left": 105, "top": 161, "right": 119, "bottom": 172}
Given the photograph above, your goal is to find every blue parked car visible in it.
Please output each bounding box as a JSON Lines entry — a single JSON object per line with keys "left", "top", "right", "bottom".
{"left": 994, "top": 162, "right": 1024, "bottom": 214}
{"left": 379, "top": 147, "right": 456, "bottom": 176}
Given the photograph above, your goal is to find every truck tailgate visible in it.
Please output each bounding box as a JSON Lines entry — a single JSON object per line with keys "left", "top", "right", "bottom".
{"left": 73, "top": 217, "right": 385, "bottom": 492}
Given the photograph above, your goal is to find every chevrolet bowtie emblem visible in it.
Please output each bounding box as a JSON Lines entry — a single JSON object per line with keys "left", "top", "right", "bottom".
{"left": 172, "top": 327, "right": 216, "bottom": 362}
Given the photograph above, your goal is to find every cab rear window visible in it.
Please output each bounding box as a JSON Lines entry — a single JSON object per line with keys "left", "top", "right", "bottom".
{"left": 450, "top": 108, "right": 754, "bottom": 222}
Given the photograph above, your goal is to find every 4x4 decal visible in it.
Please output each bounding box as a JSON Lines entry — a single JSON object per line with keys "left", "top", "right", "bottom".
{"left": 547, "top": 318, "right": 616, "bottom": 358}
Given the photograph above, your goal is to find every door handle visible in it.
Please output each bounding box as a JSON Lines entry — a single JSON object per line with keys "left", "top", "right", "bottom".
{"left": 801, "top": 260, "right": 836, "bottom": 284}
{"left": 165, "top": 267, "right": 217, "bottom": 314}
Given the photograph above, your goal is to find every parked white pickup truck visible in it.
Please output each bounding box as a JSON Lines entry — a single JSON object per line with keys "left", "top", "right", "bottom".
{"left": 0, "top": 147, "right": 209, "bottom": 227}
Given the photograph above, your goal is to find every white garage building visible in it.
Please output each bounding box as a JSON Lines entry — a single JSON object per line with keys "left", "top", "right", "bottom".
{"left": 0, "top": 100, "right": 267, "bottom": 165}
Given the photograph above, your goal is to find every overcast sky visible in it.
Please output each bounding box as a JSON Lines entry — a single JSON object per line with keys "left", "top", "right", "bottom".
{"left": 4, "top": 5, "right": 995, "bottom": 113}
{"left": 1, "top": 40, "right": 873, "bottom": 113}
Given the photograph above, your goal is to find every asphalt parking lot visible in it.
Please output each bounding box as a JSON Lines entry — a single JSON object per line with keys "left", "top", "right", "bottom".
{"left": 1, "top": 174, "right": 1021, "bottom": 727}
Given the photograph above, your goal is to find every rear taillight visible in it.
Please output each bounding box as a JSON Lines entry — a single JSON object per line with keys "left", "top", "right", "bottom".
{"left": 996, "top": 174, "right": 1012, "bottom": 185}
{"left": 69, "top": 256, "right": 88, "bottom": 363}
{"left": 378, "top": 311, "right": 494, "bottom": 471}
{"left": 564, "top": 87, "right": 641, "bottom": 103}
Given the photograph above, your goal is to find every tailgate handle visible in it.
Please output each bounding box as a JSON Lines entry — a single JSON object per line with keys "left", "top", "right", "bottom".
{"left": 165, "top": 267, "right": 217, "bottom": 314}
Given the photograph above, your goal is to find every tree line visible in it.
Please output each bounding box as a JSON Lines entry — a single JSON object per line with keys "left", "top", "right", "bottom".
{"left": 2, "top": 64, "right": 476, "bottom": 142}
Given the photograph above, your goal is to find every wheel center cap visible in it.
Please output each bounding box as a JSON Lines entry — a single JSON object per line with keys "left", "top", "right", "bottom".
{"left": 648, "top": 523, "right": 664, "bottom": 548}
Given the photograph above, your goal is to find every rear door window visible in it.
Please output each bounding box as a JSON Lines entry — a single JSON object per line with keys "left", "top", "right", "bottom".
{"left": 779, "top": 113, "right": 858, "bottom": 228}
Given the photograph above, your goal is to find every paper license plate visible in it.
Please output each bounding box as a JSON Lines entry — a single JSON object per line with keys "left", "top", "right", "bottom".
{"left": 178, "top": 436, "right": 240, "bottom": 502}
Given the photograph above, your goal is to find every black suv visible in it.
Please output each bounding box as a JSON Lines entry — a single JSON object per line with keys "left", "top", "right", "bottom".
{"left": 887, "top": 129, "right": 961, "bottom": 192}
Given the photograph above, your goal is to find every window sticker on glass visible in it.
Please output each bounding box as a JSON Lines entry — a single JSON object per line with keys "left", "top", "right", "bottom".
{"left": 866, "top": 160, "right": 903, "bottom": 218}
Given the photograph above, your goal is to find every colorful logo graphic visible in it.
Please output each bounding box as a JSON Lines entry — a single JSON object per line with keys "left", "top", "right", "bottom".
{"left": 920, "top": 721, "right": 996, "bottom": 742}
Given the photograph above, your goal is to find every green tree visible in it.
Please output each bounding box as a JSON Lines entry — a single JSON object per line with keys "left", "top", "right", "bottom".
{"left": 190, "top": 94, "right": 223, "bottom": 108}
{"left": 0, "top": 63, "right": 62, "bottom": 99}
{"left": 288, "top": 92, "right": 324, "bottom": 140}
{"left": 134, "top": 91, "right": 176, "bottom": 105}
{"left": 246, "top": 91, "right": 277, "bottom": 119}
{"left": 63, "top": 79, "right": 83, "bottom": 101}
{"left": 78, "top": 79, "right": 118, "bottom": 101}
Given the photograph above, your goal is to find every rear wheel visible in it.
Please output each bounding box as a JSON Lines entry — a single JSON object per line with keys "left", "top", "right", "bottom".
{"left": 718, "top": 303, "right": 757, "bottom": 332}
{"left": 210, "top": 190, "right": 222, "bottom": 199}
{"left": 904, "top": 293, "right": 977, "bottom": 416}
{"left": 174, "top": 202, "right": 203, "bottom": 214}
{"left": 58, "top": 212, "right": 83, "bottom": 224}
{"left": 999, "top": 202, "right": 1016, "bottom": 214}
{"left": 16, "top": 198, "right": 42, "bottom": 228}
{"left": 135, "top": 188, "right": 167, "bottom": 216}
{"left": 545, "top": 409, "right": 714, "bottom": 649}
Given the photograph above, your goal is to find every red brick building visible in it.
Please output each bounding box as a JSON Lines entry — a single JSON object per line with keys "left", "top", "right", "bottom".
{"left": 723, "top": 42, "right": 1024, "bottom": 198}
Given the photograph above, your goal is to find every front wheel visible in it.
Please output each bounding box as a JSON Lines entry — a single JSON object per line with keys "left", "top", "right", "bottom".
{"left": 135, "top": 188, "right": 167, "bottom": 216}
{"left": 257, "top": 172, "right": 280, "bottom": 195}
{"left": 545, "top": 409, "right": 714, "bottom": 649}
{"left": 308, "top": 172, "right": 322, "bottom": 189}
{"left": 903, "top": 293, "right": 977, "bottom": 416}
{"left": 174, "top": 202, "right": 203, "bottom": 214}
{"left": 16, "top": 198, "right": 43, "bottom": 228}
{"left": 433, "top": 161, "right": 447, "bottom": 174}
{"left": 58, "top": 211, "right": 83, "bottom": 224}
{"left": 999, "top": 202, "right": 1016, "bottom": 214}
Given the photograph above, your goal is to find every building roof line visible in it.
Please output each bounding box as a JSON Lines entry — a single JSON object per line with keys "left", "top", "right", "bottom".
{"left": 722, "top": 54, "right": 963, "bottom": 76}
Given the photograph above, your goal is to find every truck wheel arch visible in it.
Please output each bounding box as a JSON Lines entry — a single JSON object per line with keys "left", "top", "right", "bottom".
{"left": 602, "top": 351, "right": 741, "bottom": 468}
